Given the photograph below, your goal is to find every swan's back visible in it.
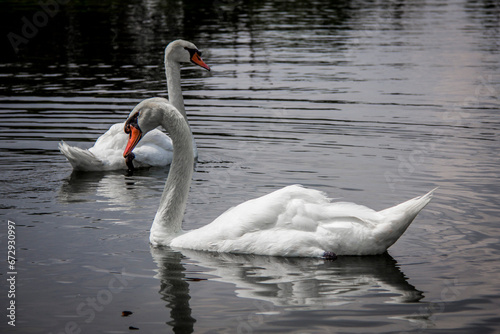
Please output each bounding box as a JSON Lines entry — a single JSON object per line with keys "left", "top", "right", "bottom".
{"left": 170, "top": 186, "right": 434, "bottom": 257}
{"left": 59, "top": 122, "right": 175, "bottom": 171}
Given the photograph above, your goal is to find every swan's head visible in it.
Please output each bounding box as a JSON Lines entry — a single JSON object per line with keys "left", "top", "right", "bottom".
{"left": 165, "top": 39, "right": 210, "bottom": 71}
{"left": 123, "top": 98, "right": 168, "bottom": 158}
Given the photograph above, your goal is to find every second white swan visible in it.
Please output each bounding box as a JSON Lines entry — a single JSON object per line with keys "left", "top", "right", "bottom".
{"left": 59, "top": 40, "right": 210, "bottom": 171}
{"left": 122, "top": 97, "right": 435, "bottom": 258}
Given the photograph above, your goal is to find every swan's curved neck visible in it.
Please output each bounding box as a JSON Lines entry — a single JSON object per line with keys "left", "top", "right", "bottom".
{"left": 165, "top": 61, "right": 186, "bottom": 118}
{"left": 165, "top": 60, "right": 198, "bottom": 157}
{"left": 150, "top": 106, "right": 194, "bottom": 244}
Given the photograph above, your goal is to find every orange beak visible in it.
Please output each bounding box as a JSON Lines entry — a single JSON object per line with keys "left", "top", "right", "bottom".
{"left": 123, "top": 125, "right": 142, "bottom": 158}
{"left": 191, "top": 52, "right": 211, "bottom": 71}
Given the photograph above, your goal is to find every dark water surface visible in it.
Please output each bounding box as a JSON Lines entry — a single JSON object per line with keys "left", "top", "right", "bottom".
{"left": 1, "top": 0, "right": 499, "bottom": 333}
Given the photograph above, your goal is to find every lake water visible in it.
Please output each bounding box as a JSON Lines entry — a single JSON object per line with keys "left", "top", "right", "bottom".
{"left": 1, "top": 0, "right": 499, "bottom": 333}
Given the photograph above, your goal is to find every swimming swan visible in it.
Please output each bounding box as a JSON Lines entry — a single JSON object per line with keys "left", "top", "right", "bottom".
{"left": 123, "top": 97, "right": 435, "bottom": 258}
{"left": 59, "top": 40, "right": 210, "bottom": 171}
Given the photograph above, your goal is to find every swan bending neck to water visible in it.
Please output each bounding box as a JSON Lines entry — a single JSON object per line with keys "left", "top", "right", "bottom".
{"left": 59, "top": 39, "right": 210, "bottom": 171}
{"left": 123, "top": 98, "right": 436, "bottom": 258}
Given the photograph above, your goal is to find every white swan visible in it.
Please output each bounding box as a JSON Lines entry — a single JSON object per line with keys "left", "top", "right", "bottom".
{"left": 123, "top": 97, "right": 436, "bottom": 258}
{"left": 59, "top": 40, "right": 210, "bottom": 171}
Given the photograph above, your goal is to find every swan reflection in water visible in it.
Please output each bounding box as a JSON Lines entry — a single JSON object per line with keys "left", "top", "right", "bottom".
{"left": 150, "top": 247, "right": 425, "bottom": 333}
{"left": 58, "top": 169, "right": 169, "bottom": 214}
{"left": 58, "top": 173, "right": 429, "bottom": 331}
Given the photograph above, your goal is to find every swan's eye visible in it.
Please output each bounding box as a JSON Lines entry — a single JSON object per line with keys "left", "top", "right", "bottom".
{"left": 185, "top": 47, "right": 195, "bottom": 56}
{"left": 184, "top": 47, "right": 202, "bottom": 58}
{"left": 124, "top": 112, "right": 140, "bottom": 134}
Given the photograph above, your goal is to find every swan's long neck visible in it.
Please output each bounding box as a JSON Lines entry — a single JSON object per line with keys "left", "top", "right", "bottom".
{"left": 165, "top": 61, "right": 186, "bottom": 118}
{"left": 150, "top": 105, "right": 194, "bottom": 245}
{"left": 165, "top": 60, "right": 198, "bottom": 156}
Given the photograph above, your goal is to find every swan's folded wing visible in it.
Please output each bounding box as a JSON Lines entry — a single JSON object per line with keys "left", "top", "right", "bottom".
{"left": 184, "top": 184, "right": 379, "bottom": 241}
{"left": 132, "top": 130, "right": 174, "bottom": 166}
{"left": 91, "top": 123, "right": 128, "bottom": 150}
{"left": 173, "top": 185, "right": 342, "bottom": 256}
{"left": 205, "top": 185, "right": 327, "bottom": 233}
{"left": 174, "top": 185, "right": 386, "bottom": 256}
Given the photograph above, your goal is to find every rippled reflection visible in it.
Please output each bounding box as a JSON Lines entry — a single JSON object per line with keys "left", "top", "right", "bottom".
{"left": 58, "top": 169, "right": 168, "bottom": 210}
{"left": 151, "top": 247, "right": 425, "bottom": 332}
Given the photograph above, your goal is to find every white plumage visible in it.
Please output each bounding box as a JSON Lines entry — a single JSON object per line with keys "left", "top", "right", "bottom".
{"left": 59, "top": 124, "right": 172, "bottom": 171}
{"left": 171, "top": 184, "right": 435, "bottom": 256}
{"left": 59, "top": 40, "right": 209, "bottom": 171}
{"left": 123, "top": 97, "right": 436, "bottom": 258}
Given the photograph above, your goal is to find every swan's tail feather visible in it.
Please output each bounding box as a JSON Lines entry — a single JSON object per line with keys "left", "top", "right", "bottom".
{"left": 59, "top": 141, "right": 104, "bottom": 171}
{"left": 379, "top": 188, "right": 436, "bottom": 221}
{"left": 376, "top": 188, "right": 437, "bottom": 248}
